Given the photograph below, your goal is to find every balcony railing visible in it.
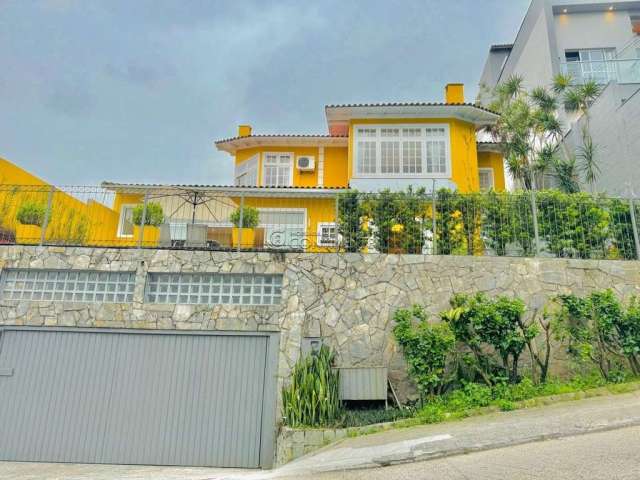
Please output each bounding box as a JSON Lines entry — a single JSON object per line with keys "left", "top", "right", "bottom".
{"left": 1, "top": 184, "right": 640, "bottom": 261}
{"left": 560, "top": 58, "right": 640, "bottom": 84}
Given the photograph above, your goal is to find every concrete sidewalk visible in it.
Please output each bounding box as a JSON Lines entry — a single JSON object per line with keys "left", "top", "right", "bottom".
{"left": 271, "top": 390, "right": 640, "bottom": 478}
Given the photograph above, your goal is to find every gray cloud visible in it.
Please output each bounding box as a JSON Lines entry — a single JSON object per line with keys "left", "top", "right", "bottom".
{"left": 0, "top": 0, "right": 529, "bottom": 185}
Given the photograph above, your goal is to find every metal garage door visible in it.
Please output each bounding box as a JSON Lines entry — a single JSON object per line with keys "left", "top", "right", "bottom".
{"left": 0, "top": 328, "right": 277, "bottom": 468}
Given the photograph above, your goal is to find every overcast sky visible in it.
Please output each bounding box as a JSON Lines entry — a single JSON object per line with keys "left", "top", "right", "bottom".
{"left": 1, "top": 0, "right": 529, "bottom": 185}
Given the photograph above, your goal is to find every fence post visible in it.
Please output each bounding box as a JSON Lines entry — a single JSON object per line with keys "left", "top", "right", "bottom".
{"left": 40, "top": 185, "right": 55, "bottom": 246}
{"left": 237, "top": 194, "right": 244, "bottom": 253}
{"left": 334, "top": 193, "right": 340, "bottom": 254}
{"left": 431, "top": 179, "right": 437, "bottom": 255}
{"left": 629, "top": 196, "right": 640, "bottom": 261}
{"left": 530, "top": 189, "right": 541, "bottom": 256}
{"left": 137, "top": 192, "right": 149, "bottom": 249}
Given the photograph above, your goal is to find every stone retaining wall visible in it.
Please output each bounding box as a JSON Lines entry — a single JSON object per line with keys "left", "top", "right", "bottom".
{"left": 1, "top": 246, "right": 640, "bottom": 406}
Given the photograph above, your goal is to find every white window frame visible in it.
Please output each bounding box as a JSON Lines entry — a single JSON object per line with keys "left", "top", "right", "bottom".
{"left": 258, "top": 208, "right": 307, "bottom": 249}
{"left": 262, "top": 152, "right": 294, "bottom": 187}
{"left": 478, "top": 168, "right": 495, "bottom": 191}
{"left": 117, "top": 204, "right": 137, "bottom": 238}
{"left": 352, "top": 124, "right": 451, "bottom": 179}
{"left": 235, "top": 154, "right": 259, "bottom": 186}
{"left": 316, "top": 222, "right": 338, "bottom": 247}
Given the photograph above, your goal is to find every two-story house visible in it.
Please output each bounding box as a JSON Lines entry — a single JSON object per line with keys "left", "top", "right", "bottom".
{"left": 478, "top": 0, "right": 640, "bottom": 195}
{"left": 212, "top": 83, "right": 504, "bottom": 250}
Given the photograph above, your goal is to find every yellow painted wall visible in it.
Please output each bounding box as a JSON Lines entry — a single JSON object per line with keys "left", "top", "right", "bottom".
{"left": 347, "top": 118, "right": 481, "bottom": 193}
{"left": 234, "top": 146, "right": 350, "bottom": 188}
{"left": 478, "top": 151, "right": 506, "bottom": 191}
{"left": 0, "top": 157, "right": 120, "bottom": 245}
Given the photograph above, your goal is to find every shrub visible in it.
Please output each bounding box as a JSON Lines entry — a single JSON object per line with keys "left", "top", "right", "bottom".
{"left": 132, "top": 202, "right": 164, "bottom": 227}
{"left": 443, "top": 293, "right": 532, "bottom": 384}
{"left": 282, "top": 346, "right": 341, "bottom": 427}
{"left": 536, "top": 191, "right": 609, "bottom": 259}
{"left": 554, "top": 290, "right": 640, "bottom": 379}
{"left": 16, "top": 201, "right": 46, "bottom": 226}
{"left": 230, "top": 205, "right": 259, "bottom": 229}
{"left": 393, "top": 305, "right": 456, "bottom": 399}
{"left": 365, "top": 188, "right": 429, "bottom": 254}
{"left": 339, "top": 407, "right": 416, "bottom": 428}
{"left": 337, "top": 191, "right": 368, "bottom": 252}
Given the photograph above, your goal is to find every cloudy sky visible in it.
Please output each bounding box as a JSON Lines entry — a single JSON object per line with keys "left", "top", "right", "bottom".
{"left": 1, "top": 0, "right": 529, "bottom": 185}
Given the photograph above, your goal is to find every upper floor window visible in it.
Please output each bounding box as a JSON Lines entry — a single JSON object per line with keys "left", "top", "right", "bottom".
{"left": 235, "top": 155, "right": 258, "bottom": 186}
{"left": 354, "top": 125, "right": 450, "bottom": 178}
{"left": 263, "top": 153, "right": 293, "bottom": 187}
{"left": 564, "top": 49, "right": 616, "bottom": 83}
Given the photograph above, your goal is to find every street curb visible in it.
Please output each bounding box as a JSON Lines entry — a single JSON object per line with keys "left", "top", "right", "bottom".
{"left": 372, "top": 417, "right": 640, "bottom": 468}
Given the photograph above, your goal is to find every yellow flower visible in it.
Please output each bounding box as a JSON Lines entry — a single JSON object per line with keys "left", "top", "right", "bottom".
{"left": 451, "top": 210, "right": 462, "bottom": 219}
{"left": 454, "top": 223, "right": 463, "bottom": 232}
{"left": 391, "top": 224, "right": 404, "bottom": 233}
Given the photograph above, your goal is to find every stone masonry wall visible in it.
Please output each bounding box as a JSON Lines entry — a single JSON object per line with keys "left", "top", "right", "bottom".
{"left": 1, "top": 246, "right": 640, "bottom": 406}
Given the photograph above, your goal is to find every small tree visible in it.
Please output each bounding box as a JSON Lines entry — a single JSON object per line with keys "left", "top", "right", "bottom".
{"left": 230, "top": 205, "right": 259, "bottom": 228}
{"left": 393, "top": 305, "right": 456, "bottom": 400}
{"left": 554, "top": 290, "right": 640, "bottom": 380}
{"left": 443, "top": 293, "right": 532, "bottom": 384}
{"left": 132, "top": 202, "right": 164, "bottom": 226}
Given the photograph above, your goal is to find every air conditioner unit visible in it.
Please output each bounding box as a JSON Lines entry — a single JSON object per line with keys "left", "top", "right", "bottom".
{"left": 296, "top": 156, "right": 315, "bottom": 171}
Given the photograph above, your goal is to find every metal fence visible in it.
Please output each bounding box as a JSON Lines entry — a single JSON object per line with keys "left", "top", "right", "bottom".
{"left": 1, "top": 184, "right": 639, "bottom": 261}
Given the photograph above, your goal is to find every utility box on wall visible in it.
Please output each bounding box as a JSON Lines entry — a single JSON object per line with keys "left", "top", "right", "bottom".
{"left": 337, "top": 367, "right": 388, "bottom": 401}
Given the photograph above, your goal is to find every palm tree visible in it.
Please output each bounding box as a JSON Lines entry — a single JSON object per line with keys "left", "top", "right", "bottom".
{"left": 552, "top": 75, "right": 602, "bottom": 190}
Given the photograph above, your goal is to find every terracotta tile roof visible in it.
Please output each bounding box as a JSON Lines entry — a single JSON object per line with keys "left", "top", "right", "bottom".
{"left": 324, "top": 102, "right": 499, "bottom": 115}
{"left": 214, "top": 134, "right": 347, "bottom": 145}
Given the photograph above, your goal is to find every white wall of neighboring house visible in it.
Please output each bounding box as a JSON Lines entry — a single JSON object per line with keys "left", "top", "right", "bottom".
{"left": 478, "top": 0, "right": 640, "bottom": 194}
{"left": 564, "top": 82, "right": 640, "bottom": 196}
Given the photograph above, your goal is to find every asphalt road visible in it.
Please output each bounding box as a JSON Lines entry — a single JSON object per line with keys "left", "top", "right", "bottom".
{"left": 292, "top": 425, "right": 640, "bottom": 480}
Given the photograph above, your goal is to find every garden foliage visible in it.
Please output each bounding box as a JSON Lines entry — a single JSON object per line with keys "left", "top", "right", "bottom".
{"left": 282, "top": 346, "right": 341, "bottom": 427}
{"left": 132, "top": 202, "right": 165, "bottom": 227}
{"left": 16, "top": 201, "right": 46, "bottom": 226}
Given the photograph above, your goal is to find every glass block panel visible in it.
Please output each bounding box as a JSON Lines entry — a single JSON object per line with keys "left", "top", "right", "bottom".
{"left": 145, "top": 273, "right": 283, "bottom": 306}
{"left": 0, "top": 269, "right": 136, "bottom": 304}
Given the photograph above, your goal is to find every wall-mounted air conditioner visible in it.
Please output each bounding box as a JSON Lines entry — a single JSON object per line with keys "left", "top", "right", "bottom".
{"left": 296, "top": 156, "right": 315, "bottom": 172}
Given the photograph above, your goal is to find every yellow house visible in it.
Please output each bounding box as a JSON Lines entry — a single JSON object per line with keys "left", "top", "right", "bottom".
{"left": 212, "top": 83, "right": 505, "bottom": 250}
{"left": 1, "top": 83, "right": 505, "bottom": 252}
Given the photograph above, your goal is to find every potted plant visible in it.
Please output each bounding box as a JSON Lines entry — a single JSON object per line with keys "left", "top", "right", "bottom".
{"left": 230, "top": 206, "right": 259, "bottom": 248}
{"left": 15, "top": 201, "right": 46, "bottom": 245}
{"left": 131, "top": 202, "right": 164, "bottom": 246}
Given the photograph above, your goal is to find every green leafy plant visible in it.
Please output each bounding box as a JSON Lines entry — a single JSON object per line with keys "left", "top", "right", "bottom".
{"left": 393, "top": 305, "right": 456, "bottom": 400}
{"left": 16, "top": 201, "right": 46, "bottom": 226}
{"left": 282, "top": 346, "right": 341, "bottom": 427}
{"left": 132, "top": 202, "right": 164, "bottom": 227}
{"left": 554, "top": 290, "right": 640, "bottom": 380}
{"left": 229, "top": 205, "right": 259, "bottom": 229}
{"left": 365, "top": 188, "right": 429, "bottom": 254}
{"left": 337, "top": 191, "right": 368, "bottom": 252}
{"left": 443, "top": 293, "right": 532, "bottom": 384}
{"left": 536, "top": 191, "right": 609, "bottom": 258}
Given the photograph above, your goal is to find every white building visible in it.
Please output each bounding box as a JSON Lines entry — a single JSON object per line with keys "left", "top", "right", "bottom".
{"left": 478, "top": 0, "right": 640, "bottom": 195}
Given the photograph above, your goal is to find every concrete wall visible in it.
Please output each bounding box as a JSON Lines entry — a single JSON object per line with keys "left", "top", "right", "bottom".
{"left": 563, "top": 81, "right": 640, "bottom": 195}
{"left": 2, "top": 246, "right": 640, "bottom": 405}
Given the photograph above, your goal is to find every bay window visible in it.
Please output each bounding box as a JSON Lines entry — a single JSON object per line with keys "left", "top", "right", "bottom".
{"left": 354, "top": 124, "right": 450, "bottom": 177}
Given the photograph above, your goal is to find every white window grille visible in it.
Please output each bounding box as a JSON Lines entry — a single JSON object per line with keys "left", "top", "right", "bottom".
{"left": 479, "top": 168, "right": 495, "bottom": 191}
{"left": 263, "top": 153, "right": 293, "bottom": 187}
{"left": 145, "top": 273, "right": 283, "bottom": 305}
{"left": 354, "top": 124, "right": 450, "bottom": 177}
{"left": 0, "top": 269, "right": 135, "bottom": 303}
{"left": 234, "top": 155, "right": 259, "bottom": 186}
{"left": 259, "top": 209, "right": 306, "bottom": 249}
{"left": 317, "top": 222, "right": 338, "bottom": 246}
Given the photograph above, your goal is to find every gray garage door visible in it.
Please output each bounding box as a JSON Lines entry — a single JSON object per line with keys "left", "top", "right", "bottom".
{"left": 0, "top": 328, "right": 276, "bottom": 468}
